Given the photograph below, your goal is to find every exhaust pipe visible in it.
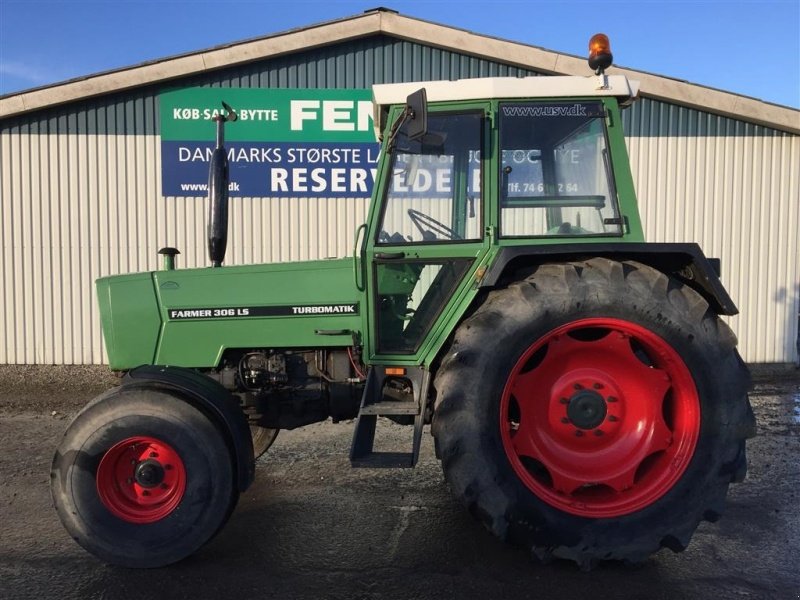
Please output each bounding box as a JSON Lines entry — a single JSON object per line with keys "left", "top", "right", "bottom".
{"left": 208, "top": 102, "right": 237, "bottom": 267}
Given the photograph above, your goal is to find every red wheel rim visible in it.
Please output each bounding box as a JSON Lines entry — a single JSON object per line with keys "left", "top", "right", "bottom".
{"left": 500, "top": 318, "right": 700, "bottom": 518}
{"left": 96, "top": 436, "right": 186, "bottom": 524}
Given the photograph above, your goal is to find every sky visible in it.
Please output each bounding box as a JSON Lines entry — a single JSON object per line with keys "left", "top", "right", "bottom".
{"left": 0, "top": 0, "right": 798, "bottom": 109}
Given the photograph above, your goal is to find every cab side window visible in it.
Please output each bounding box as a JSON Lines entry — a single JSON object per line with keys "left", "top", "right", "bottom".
{"left": 378, "top": 112, "right": 482, "bottom": 244}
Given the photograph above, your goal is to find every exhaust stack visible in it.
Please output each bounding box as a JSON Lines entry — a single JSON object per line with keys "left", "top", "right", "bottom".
{"left": 208, "top": 102, "right": 237, "bottom": 267}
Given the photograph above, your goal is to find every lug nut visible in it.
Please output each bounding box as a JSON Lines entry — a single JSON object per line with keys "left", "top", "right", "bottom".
{"left": 593, "top": 383, "right": 604, "bottom": 390}
{"left": 561, "top": 417, "right": 571, "bottom": 424}
{"left": 608, "top": 415, "right": 619, "bottom": 422}
{"left": 142, "top": 490, "right": 150, "bottom": 496}
{"left": 559, "top": 398, "right": 569, "bottom": 404}
{"left": 574, "top": 383, "right": 583, "bottom": 390}
{"left": 149, "top": 452, "right": 158, "bottom": 458}
{"left": 594, "top": 430, "right": 604, "bottom": 436}
{"left": 607, "top": 396, "right": 618, "bottom": 403}
{"left": 575, "top": 430, "right": 584, "bottom": 437}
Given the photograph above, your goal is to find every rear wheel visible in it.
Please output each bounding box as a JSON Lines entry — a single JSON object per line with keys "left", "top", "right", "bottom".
{"left": 432, "top": 258, "right": 753, "bottom": 568}
{"left": 51, "top": 387, "right": 236, "bottom": 568}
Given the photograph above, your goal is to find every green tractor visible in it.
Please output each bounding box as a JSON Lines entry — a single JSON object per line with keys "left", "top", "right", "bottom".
{"left": 51, "top": 36, "right": 754, "bottom": 569}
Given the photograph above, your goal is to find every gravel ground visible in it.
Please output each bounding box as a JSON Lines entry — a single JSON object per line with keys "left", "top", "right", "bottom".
{"left": 0, "top": 365, "right": 798, "bottom": 600}
{"left": 0, "top": 365, "right": 118, "bottom": 413}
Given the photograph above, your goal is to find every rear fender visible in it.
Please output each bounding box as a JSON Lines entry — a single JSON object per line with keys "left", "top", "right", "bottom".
{"left": 481, "top": 243, "right": 737, "bottom": 315}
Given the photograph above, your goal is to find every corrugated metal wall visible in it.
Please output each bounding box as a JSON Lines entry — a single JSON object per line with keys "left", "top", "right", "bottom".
{"left": 1, "top": 35, "right": 798, "bottom": 364}
{"left": 623, "top": 101, "right": 800, "bottom": 363}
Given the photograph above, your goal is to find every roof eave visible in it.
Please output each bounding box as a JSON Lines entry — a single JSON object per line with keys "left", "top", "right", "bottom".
{"left": 377, "top": 12, "right": 799, "bottom": 134}
{"left": 0, "top": 11, "right": 383, "bottom": 119}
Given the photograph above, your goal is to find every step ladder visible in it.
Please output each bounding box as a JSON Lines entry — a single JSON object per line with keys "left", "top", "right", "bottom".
{"left": 349, "top": 365, "right": 430, "bottom": 468}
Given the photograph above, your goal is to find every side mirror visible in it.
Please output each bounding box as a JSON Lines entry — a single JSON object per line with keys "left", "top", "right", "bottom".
{"left": 405, "top": 88, "right": 428, "bottom": 141}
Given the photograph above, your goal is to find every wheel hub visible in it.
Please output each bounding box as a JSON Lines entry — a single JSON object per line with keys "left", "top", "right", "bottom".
{"left": 134, "top": 459, "right": 166, "bottom": 488}
{"left": 96, "top": 436, "right": 187, "bottom": 524}
{"left": 500, "top": 318, "right": 701, "bottom": 518}
{"left": 567, "top": 390, "right": 607, "bottom": 430}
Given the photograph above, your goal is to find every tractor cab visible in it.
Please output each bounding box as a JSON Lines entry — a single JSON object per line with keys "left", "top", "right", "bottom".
{"left": 362, "top": 73, "right": 643, "bottom": 363}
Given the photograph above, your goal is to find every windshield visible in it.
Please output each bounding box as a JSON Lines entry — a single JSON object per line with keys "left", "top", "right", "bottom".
{"left": 499, "top": 101, "right": 622, "bottom": 237}
{"left": 377, "top": 112, "right": 482, "bottom": 244}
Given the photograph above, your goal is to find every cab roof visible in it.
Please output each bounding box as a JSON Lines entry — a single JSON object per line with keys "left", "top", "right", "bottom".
{"left": 372, "top": 74, "right": 640, "bottom": 139}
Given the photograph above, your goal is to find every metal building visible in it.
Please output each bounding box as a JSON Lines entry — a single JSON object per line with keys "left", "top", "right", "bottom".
{"left": 1, "top": 8, "right": 798, "bottom": 365}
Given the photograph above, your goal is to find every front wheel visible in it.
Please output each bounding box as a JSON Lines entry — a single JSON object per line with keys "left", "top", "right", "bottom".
{"left": 432, "top": 258, "right": 753, "bottom": 568}
{"left": 51, "top": 387, "right": 237, "bottom": 568}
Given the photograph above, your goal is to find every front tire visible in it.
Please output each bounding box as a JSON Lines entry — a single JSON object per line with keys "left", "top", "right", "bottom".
{"left": 432, "top": 258, "right": 753, "bottom": 568}
{"left": 51, "top": 387, "right": 236, "bottom": 568}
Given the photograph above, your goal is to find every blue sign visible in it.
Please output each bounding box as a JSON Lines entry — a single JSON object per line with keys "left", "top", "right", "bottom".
{"left": 161, "top": 141, "right": 381, "bottom": 197}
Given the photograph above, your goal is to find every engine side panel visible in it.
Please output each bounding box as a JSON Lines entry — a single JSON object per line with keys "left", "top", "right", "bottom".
{"left": 152, "top": 259, "right": 362, "bottom": 368}
{"left": 96, "top": 259, "right": 363, "bottom": 370}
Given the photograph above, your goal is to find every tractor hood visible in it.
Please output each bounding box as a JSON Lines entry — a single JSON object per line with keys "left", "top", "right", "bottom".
{"left": 97, "top": 258, "right": 361, "bottom": 370}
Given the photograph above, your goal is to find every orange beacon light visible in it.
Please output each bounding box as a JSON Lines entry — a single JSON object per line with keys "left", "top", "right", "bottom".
{"left": 588, "top": 33, "right": 613, "bottom": 73}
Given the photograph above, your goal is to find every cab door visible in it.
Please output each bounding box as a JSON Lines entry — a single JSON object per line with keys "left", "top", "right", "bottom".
{"left": 362, "top": 104, "right": 492, "bottom": 365}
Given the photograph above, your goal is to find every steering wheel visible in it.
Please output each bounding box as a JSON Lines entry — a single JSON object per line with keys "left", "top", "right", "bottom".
{"left": 407, "top": 208, "right": 461, "bottom": 241}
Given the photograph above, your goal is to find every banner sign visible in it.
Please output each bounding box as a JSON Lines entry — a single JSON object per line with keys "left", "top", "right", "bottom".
{"left": 159, "top": 88, "right": 380, "bottom": 197}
